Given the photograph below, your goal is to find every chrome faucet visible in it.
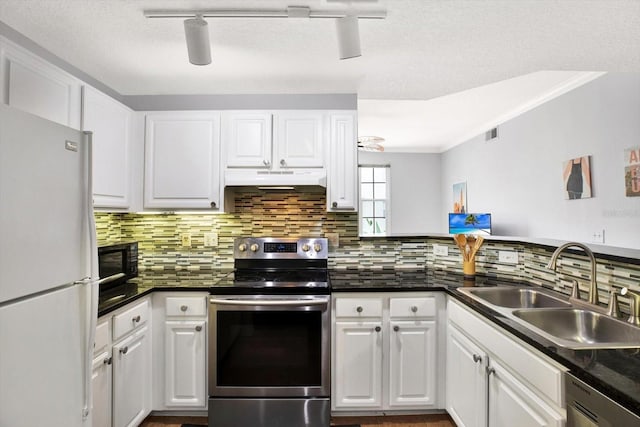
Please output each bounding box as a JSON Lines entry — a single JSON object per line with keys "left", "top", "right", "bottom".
{"left": 621, "top": 288, "right": 640, "bottom": 326}
{"left": 546, "top": 242, "right": 599, "bottom": 305}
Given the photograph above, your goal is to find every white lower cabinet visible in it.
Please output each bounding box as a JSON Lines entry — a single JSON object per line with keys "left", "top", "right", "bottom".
{"left": 446, "top": 298, "right": 566, "bottom": 427}
{"left": 113, "top": 326, "right": 151, "bottom": 427}
{"left": 165, "top": 320, "right": 207, "bottom": 407}
{"left": 152, "top": 292, "right": 208, "bottom": 411}
{"left": 91, "top": 350, "right": 113, "bottom": 427}
{"left": 446, "top": 326, "right": 487, "bottom": 427}
{"left": 488, "top": 359, "right": 564, "bottom": 427}
{"left": 334, "top": 321, "right": 383, "bottom": 408}
{"left": 92, "top": 297, "right": 152, "bottom": 427}
{"left": 332, "top": 293, "right": 444, "bottom": 412}
{"left": 388, "top": 320, "right": 437, "bottom": 408}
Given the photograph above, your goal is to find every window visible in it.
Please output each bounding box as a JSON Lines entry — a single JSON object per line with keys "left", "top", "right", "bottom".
{"left": 359, "top": 165, "right": 390, "bottom": 236}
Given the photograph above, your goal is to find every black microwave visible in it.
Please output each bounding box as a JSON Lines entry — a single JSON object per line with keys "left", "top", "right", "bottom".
{"left": 98, "top": 242, "right": 138, "bottom": 290}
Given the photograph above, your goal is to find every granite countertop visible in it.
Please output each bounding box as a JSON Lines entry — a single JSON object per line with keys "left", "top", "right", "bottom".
{"left": 97, "top": 267, "right": 640, "bottom": 417}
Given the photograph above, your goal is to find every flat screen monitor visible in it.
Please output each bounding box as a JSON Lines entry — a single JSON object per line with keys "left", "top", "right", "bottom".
{"left": 449, "top": 213, "right": 492, "bottom": 235}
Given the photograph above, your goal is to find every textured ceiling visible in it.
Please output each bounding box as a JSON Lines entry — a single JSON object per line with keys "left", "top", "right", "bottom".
{"left": 1, "top": 0, "right": 639, "bottom": 150}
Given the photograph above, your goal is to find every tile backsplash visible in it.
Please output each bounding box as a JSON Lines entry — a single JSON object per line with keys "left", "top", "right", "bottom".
{"left": 96, "top": 190, "right": 640, "bottom": 311}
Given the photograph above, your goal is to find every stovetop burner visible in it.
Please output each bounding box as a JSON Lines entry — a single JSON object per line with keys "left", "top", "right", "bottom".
{"left": 223, "top": 237, "right": 330, "bottom": 292}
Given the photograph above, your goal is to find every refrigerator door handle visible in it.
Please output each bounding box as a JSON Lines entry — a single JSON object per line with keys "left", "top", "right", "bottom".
{"left": 82, "top": 131, "right": 99, "bottom": 421}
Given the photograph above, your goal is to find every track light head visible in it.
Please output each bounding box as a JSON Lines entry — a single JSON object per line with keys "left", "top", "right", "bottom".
{"left": 184, "top": 15, "right": 211, "bottom": 65}
{"left": 336, "top": 15, "right": 361, "bottom": 60}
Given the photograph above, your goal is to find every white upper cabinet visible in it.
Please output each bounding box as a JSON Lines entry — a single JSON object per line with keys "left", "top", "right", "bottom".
{"left": 273, "top": 112, "right": 324, "bottom": 168}
{"left": 223, "top": 112, "right": 272, "bottom": 168}
{"left": 144, "top": 112, "right": 222, "bottom": 210}
{"left": 327, "top": 112, "right": 357, "bottom": 211}
{"left": 0, "top": 37, "right": 81, "bottom": 129}
{"left": 82, "top": 86, "right": 132, "bottom": 209}
{"left": 223, "top": 111, "right": 325, "bottom": 169}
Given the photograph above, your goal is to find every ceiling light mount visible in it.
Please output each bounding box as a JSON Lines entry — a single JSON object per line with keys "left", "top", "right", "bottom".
{"left": 183, "top": 14, "right": 211, "bottom": 66}
{"left": 144, "top": 9, "right": 386, "bottom": 20}
{"left": 146, "top": 6, "right": 385, "bottom": 63}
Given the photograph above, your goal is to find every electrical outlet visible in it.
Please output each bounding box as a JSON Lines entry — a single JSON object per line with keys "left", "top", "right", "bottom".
{"left": 433, "top": 244, "right": 449, "bottom": 257}
{"left": 326, "top": 232, "right": 340, "bottom": 249}
{"left": 498, "top": 250, "right": 519, "bottom": 264}
{"left": 592, "top": 229, "right": 605, "bottom": 244}
{"left": 180, "top": 233, "right": 192, "bottom": 248}
{"left": 204, "top": 232, "right": 218, "bottom": 247}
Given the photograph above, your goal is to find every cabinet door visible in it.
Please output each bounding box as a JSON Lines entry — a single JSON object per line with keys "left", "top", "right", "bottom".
{"left": 333, "top": 321, "right": 383, "bottom": 409}
{"left": 274, "top": 112, "right": 324, "bottom": 168}
{"left": 1, "top": 40, "right": 81, "bottom": 128}
{"left": 165, "top": 320, "right": 207, "bottom": 407}
{"left": 144, "top": 112, "right": 221, "bottom": 209}
{"left": 82, "top": 86, "right": 132, "bottom": 208}
{"left": 223, "top": 112, "right": 272, "bottom": 167}
{"left": 113, "top": 327, "right": 150, "bottom": 427}
{"left": 91, "top": 351, "right": 112, "bottom": 427}
{"left": 327, "top": 113, "right": 357, "bottom": 211}
{"left": 446, "top": 325, "right": 488, "bottom": 427}
{"left": 388, "top": 320, "right": 437, "bottom": 408}
{"left": 488, "top": 360, "right": 564, "bottom": 427}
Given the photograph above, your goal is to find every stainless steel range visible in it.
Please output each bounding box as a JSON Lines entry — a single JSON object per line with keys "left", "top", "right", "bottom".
{"left": 208, "top": 237, "right": 330, "bottom": 427}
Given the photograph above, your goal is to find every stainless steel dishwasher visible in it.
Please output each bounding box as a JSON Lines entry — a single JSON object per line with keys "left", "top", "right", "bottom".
{"left": 566, "top": 373, "right": 640, "bottom": 427}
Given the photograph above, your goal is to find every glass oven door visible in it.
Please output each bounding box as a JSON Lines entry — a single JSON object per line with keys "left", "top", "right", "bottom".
{"left": 209, "top": 295, "right": 330, "bottom": 398}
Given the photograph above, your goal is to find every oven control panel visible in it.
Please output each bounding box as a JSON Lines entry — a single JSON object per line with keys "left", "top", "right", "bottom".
{"left": 234, "top": 237, "right": 328, "bottom": 259}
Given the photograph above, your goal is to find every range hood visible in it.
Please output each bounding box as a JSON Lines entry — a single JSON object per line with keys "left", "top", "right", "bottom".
{"left": 224, "top": 169, "right": 327, "bottom": 188}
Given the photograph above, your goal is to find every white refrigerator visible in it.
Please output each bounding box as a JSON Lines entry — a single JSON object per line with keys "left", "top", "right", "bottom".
{"left": 0, "top": 104, "right": 98, "bottom": 427}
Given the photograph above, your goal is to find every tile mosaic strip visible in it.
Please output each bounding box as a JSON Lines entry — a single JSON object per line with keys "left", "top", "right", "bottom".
{"left": 95, "top": 190, "right": 640, "bottom": 312}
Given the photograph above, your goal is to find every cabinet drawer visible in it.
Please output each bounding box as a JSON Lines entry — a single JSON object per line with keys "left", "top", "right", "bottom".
{"left": 390, "top": 297, "right": 435, "bottom": 318}
{"left": 94, "top": 318, "right": 111, "bottom": 355}
{"left": 335, "top": 297, "right": 383, "bottom": 318}
{"left": 166, "top": 296, "right": 206, "bottom": 317}
{"left": 113, "top": 299, "right": 149, "bottom": 341}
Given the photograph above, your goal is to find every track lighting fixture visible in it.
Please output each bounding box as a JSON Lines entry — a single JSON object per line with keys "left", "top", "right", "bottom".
{"left": 183, "top": 15, "right": 211, "bottom": 66}
{"left": 145, "top": 6, "right": 385, "bottom": 64}
{"left": 336, "top": 14, "right": 361, "bottom": 60}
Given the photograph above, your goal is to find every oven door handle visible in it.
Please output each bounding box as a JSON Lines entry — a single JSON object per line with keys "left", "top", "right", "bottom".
{"left": 210, "top": 298, "right": 328, "bottom": 307}
{"left": 97, "top": 272, "right": 126, "bottom": 286}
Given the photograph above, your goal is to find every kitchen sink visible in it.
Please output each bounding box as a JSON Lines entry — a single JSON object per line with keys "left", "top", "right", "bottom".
{"left": 459, "top": 286, "right": 572, "bottom": 309}
{"left": 513, "top": 308, "right": 640, "bottom": 349}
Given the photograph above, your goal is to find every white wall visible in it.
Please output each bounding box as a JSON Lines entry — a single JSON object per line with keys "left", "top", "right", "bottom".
{"left": 359, "top": 151, "right": 441, "bottom": 235}
{"left": 441, "top": 73, "right": 640, "bottom": 249}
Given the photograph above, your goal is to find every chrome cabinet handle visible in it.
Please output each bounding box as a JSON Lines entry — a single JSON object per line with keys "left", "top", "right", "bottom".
{"left": 132, "top": 315, "right": 141, "bottom": 323}
{"left": 210, "top": 201, "right": 216, "bottom": 208}
{"left": 180, "top": 305, "right": 188, "bottom": 312}
{"left": 195, "top": 325, "right": 202, "bottom": 332}
{"left": 411, "top": 306, "right": 418, "bottom": 313}
{"left": 332, "top": 201, "right": 338, "bottom": 208}
{"left": 103, "top": 357, "right": 112, "bottom": 365}
{"left": 374, "top": 326, "right": 381, "bottom": 332}
{"left": 473, "top": 354, "right": 482, "bottom": 363}
{"left": 486, "top": 366, "right": 496, "bottom": 376}
{"left": 119, "top": 346, "right": 128, "bottom": 355}
{"left": 356, "top": 306, "right": 363, "bottom": 313}
{"left": 393, "top": 325, "right": 400, "bottom": 332}
{"left": 280, "top": 159, "right": 286, "bottom": 166}
{"left": 263, "top": 160, "right": 271, "bottom": 167}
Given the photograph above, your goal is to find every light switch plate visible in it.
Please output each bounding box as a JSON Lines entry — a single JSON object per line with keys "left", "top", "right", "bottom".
{"left": 181, "top": 233, "right": 192, "bottom": 248}
{"left": 204, "top": 232, "right": 218, "bottom": 247}
{"left": 433, "top": 244, "right": 449, "bottom": 257}
{"left": 326, "top": 232, "right": 339, "bottom": 249}
{"left": 591, "top": 229, "right": 605, "bottom": 244}
{"left": 498, "top": 250, "right": 518, "bottom": 264}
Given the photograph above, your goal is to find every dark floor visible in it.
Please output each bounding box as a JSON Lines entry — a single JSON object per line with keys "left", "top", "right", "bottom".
{"left": 140, "top": 414, "right": 456, "bottom": 427}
